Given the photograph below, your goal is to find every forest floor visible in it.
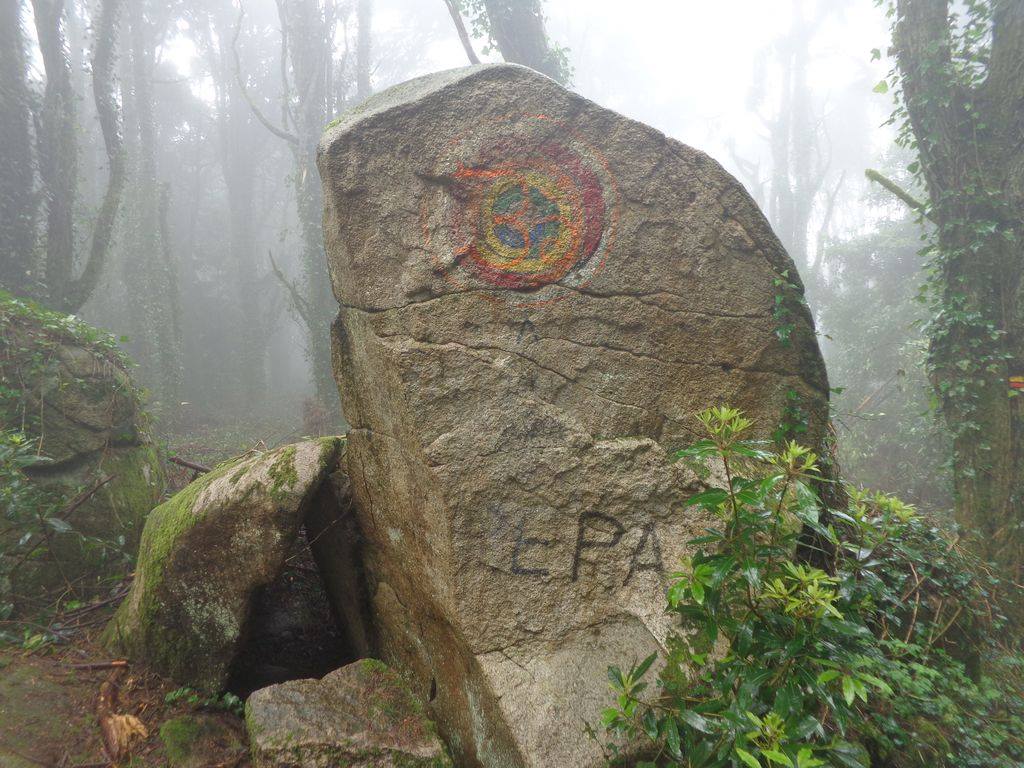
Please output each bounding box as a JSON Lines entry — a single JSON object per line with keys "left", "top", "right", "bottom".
{"left": 0, "top": 614, "right": 249, "bottom": 767}
{"left": 0, "top": 418, "right": 312, "bottom": 767}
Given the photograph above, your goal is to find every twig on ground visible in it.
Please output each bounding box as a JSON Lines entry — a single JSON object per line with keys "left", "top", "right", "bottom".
{"left": 69, "top": 659, "right": 128, "bottom": 671}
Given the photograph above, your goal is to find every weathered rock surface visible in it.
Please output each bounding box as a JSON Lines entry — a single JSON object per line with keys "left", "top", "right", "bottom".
{"left": 0, "top": 291, "right": 164, "bottom": 597}
{"left": 318, "top": 64, "right": 830, "bottom": 767}
{"left": 102, "top": 438, "right": 348, "bottom": 691}
{"left": 246, "top": 659, "right": 451, "bottom": 768}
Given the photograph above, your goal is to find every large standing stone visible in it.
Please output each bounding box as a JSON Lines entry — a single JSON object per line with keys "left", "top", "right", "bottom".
{"left": 318, "top": 64, "right": 830, "bottom": 767}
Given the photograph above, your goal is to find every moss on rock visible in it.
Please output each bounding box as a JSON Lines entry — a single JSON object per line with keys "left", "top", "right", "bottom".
{"left": 102, "top": 438, "right": 345, "bottom": 691}
{"left": 159, "top": 714, "right": 244, "bottom": 767}
{"left": 0, "top": 290, "right": 164, "bottom": 604}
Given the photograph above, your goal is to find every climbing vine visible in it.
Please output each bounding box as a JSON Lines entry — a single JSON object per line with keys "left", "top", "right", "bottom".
{"left": 871, "top": 0, "right": 1023, "bottom": 576}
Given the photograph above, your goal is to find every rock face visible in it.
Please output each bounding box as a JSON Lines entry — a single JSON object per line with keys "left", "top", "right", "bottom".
{"left": 246, "top": 659, "right": 451, "bottom": 768}
{"left": 103, "top": 438, "right": 355, "bottom": 691}
{"left": 0, "top": 291, "right": 164, "bottom": 598}
{"left": 318, "top": 64, "right": 830, "bottom": 767}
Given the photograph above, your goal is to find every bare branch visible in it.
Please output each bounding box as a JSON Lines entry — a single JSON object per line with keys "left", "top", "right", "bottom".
{"left": 443, "top": 0, "right": 481, "bottom": 65}
{"left": 232, "top": 4, "right": 299, "bottom": 146}
{"left": 268, "top": 249, "right": 313, "bottom": 329}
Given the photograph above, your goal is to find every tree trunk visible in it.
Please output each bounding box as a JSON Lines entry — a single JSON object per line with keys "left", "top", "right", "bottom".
{"left": 124, "top": 0, "right": 182, "bottom": 411}
{"left": 209, "top": 4, "right": 267, "bottom": 408}
{"left": 32, "top": 0, "right": 78, "bottom": 307}
{"left": 29, "top": 0, "right": 126, "bottom": 312}
{"left": 0, "top": 0, "right": 37, "bottom": 295}
{"left": 892, "top": 0, "right": 1024, "bottom": 582}
{"left": 277, "top": 0, "right": 339, "bottom": 414}
{"left": 482, "top": 0, "right": 565, "bottom": 83}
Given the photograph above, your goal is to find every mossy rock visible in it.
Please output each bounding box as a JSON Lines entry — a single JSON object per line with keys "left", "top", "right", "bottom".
{"left": 246, "top": 659, "right": 453, "bottom": 767}
{"left": 0, "top": 290, "right": 164, "bottom": 601}
{"left": 102, "top": 438, "right": 345, "bottom": 691}
{"left": 159, "top": 713, "right": 245, "bottom": 767}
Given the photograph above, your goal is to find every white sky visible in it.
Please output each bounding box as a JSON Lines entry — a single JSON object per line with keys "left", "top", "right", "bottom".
{"left": 373, "top": 0, "right": 895, "bottom": 175}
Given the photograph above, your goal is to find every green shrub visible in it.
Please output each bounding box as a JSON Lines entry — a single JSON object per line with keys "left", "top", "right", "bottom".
{"left": 599, "top": 406, "right": 1023, "bottom": 767}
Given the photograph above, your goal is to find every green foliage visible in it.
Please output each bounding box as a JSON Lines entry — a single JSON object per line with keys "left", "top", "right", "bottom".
{"left": 876, "top": 0, "right": 1019, "bottom": 521}
{"left": 0, "top": 431, "right": 66, "bottom": 630}
{"left": 164, "top": 686, "right": 245, "bottom": 716}
{"left": 818, "top": 215, "right": 951, "bottom": 512}
{"left": 0, "top": 288, "right": 139, "bottom": 436}
{"left": 0, "top": 428, "right": 136, "bottom": 641}
{"left": 0, "top": 291, "right": 146, "bottom": 634}
{"left": 599, "top": 407, "right": 1023, "bottom": 767}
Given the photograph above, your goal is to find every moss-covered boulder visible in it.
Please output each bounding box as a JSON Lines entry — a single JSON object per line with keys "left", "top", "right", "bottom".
{"left": 246, "top": 659, "right": 452, "bottom": 768}
{"left": 102, "top": 438, "right": 345, "bottom": 691}
{"left": 0, "top": 290, "right": 164, "bottom": 600}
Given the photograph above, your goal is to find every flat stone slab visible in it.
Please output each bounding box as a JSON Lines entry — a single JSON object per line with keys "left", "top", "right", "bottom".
{"left": 246, "top": 659, "right": 451, "bottom": 767}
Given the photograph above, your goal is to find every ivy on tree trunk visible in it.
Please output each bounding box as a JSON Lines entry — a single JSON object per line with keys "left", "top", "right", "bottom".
{"left": 889, "top": 0, "right": 1023, "bottom": 584}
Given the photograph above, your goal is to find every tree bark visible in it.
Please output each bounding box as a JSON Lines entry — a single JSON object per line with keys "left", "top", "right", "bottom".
{"left": 30, "top": 0, "right": 126, "bottom": 312}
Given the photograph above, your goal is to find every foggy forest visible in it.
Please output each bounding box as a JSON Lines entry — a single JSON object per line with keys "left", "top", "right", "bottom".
{"left": 1, "top": 0, "right": 1022, "bottom": 766}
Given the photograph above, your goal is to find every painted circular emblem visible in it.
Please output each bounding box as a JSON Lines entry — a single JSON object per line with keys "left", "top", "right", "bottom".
{"left": 421, "top": 115, "right": 619, "bottom": 303}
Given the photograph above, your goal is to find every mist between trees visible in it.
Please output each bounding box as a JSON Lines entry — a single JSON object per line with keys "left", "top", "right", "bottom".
{"left": 1, "top": 0, "right": 1019, "bottom": 548}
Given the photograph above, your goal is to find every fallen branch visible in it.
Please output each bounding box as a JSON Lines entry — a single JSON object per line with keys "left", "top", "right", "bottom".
{"left": 169, "top": 455, "right": 211, "bottom": 474}
{"left": 59, "top": 584, "right": 131, "bottom": 620}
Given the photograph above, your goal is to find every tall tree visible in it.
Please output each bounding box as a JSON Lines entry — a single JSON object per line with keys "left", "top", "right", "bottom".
{"left": 481, "top": 0, "right": 562, "bottom": 80}
{"left": 885, "top": 0, "right": 1023, "bottom": 578}
{"left": 0, "top": 0, "right": 37, "bottom": 295}
{"left": 31, "top": 0, "right": 126, "bottom": 313}
{"left": 445, "top": 0, "right": 568, "bottom": 84}
{"left": 235, "top": 0, "right": 348, "bottom": 414}
{"left": 200, "top": 1, "right": 270, "bottom": 407}
{"left": 121, "top": 0, "right": 182, "bottom": 409}
{"left": 730, "top": 0, "right": 852, "bottom": 286}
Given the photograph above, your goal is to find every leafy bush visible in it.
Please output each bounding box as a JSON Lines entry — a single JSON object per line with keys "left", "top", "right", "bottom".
{"left": 599, "top": 407, "right": 1022, "bottom": 767}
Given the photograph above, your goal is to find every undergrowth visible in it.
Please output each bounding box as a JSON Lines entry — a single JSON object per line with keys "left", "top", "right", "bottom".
{"left": 599, "top": 406, "right": 1023, "bottom": 767}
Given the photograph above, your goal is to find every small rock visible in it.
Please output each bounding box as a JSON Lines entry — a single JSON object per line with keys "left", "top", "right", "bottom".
{"left": 246, "top": 659, "right": 451, "bottom": 767}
